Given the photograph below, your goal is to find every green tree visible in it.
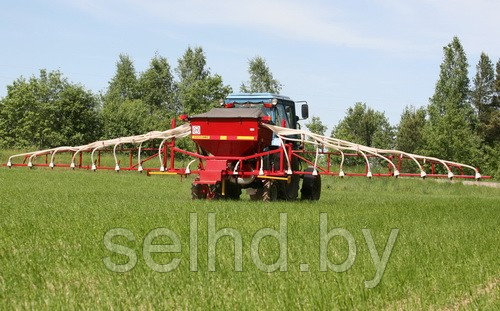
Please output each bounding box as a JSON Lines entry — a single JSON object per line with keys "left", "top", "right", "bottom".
{"left": 138, "top": 54, "right": 175, "bottom": 112}
{"left": 479, "top": 59, "right": 500, "bottom": 145}
{"left": 395, "top": 106, "right": 427, "bottom": 153}
{"left": 332, "top": 102, "right": 393, "bottom": 148}
{"left": 240, "top": 56, "right": 282, "bottom": 93}
{"left": 304, "top": 116, "right": 328, "bottom": 162}
{"left": 104, "top": 54, "right": 139, "bottom": 104}
{"left": 0, "top": 70, "right": 100, "bottom": 148}
{"left": 479, "top": 59, "right": 500, "bottom": 176}
{"left": 175, "top": 47, "right": 231, "bottom": 114}
{"left": 423, "top": 37, "right": 480, "bottom": 163}
{"left": 101, "top": 54, "right": 152, "bottom": 139}
{"left": 471, "top": 53, "right": 495, "bottom": 140}
{"left": 100, "top": 99, "right": 156, "bottom": 138}
{"left": 176, "top": 47, "right": 209, "bottom": 83}
{"left": 494, "top": 60, "right": 500, "bottom": 108}
{"left": 306, "top": 116, "right": 327, "bottom": 136}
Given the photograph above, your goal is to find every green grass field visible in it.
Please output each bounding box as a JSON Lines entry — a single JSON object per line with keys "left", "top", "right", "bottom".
{"left": 1, "top": 156, "right": 499, "bottom": 309}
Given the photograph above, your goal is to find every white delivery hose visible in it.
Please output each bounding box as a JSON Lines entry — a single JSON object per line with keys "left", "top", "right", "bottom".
{"left": 7, "top": 121, "right": 480, "bottom": 180}
{"left": 263, "top": 124, "right": 480, "bottom": 179}
{"left": 8, "top": 124, "right": 191, "bottom": 170}
{"left": 137, "top": 142, "right": 144, "bottom": 172}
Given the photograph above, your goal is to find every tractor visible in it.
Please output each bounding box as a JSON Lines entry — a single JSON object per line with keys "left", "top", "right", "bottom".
{"left": 5, "top": 93, "right": 489, "bottom": 201}
{"left": 188, "top": 93, "right": 319, "bottom": 201}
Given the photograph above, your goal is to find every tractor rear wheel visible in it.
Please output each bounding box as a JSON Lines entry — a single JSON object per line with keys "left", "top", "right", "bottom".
{"left": 224, "top": 181, "right": 242, "bottom": 200}
{"left": 301, "top": 167, "right": 321, "bottom": 200}
{"left": 262, "top": 180, "right": 278, "bottom": 202}
{"left": 203, "top": 181, "right": 241, "bottom": 200}
{"left": 249, "top": 180, "right": 278, "bottom": 201}
{"left": 248, "top": 187, "right": 263, "bottom": 201}
{"left": 191, "top": 183, "right": 208, "bottom": 199}
{"left": 277, "top": 158, "right": 300, "bottom": 200}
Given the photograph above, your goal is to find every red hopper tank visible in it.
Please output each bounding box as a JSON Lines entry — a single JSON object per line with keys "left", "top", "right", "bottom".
{"left": 188, "top": 108, "right": 273, "bottom": 157}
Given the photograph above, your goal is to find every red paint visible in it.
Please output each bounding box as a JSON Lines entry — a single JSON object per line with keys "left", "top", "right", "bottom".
{"left": 189, "top": 118, "right": 273, "bottom": 157}
{"left": 261, "top": 115, "right": 272, "bottom": 123}
{"left": 195, "top": 159, "right": 227, "bottom": 184}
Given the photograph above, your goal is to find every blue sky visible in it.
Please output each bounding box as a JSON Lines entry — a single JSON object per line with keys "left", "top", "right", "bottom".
{"left": 1, "top": 0, "right": 499, "bottom": 132}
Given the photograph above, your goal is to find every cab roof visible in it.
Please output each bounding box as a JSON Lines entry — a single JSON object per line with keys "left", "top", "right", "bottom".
{"left": 225, "top": 93, "right": 291, "bottom": 103}
{"left": 190, "top": 108, "right": 264, "bottom": 119}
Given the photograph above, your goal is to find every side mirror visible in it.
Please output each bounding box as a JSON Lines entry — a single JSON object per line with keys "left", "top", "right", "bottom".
{"left": 301, "top": 104, "right": 309, "bottom": 119}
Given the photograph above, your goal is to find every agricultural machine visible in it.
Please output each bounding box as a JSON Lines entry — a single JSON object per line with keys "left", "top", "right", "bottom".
{"left": 5, "top": 93, "right": 490, "bottom": 201}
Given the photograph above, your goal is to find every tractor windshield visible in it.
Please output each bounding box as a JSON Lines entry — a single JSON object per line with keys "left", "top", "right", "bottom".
{"left": 229, "top": 102, "right": 289, "bottom": 128}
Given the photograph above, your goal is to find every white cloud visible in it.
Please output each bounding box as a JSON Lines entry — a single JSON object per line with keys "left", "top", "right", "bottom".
{"left": 64, "top": 0, "right": 405, "bottom": 50}
{"left": 63, "top": 0, "right": 500, "bottom": 54}
{"left": 374, "top": 0, "right": 500, "bottom": 53}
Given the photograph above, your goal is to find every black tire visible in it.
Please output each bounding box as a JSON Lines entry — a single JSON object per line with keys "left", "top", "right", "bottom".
{"left": 247, "top": 187, "right": 263, "bottom": 201}
{"left": 262, "top": 180, "right": 278, "bottom": 202}
{"left": 207, "top": 184, "right": 221, "bottom": 199}
{"left": 248, "top": 188, "right": 262, "bottom": 201}
{"left": 224, "top": 181, "right": 242, "bottom": 200}
{"left": 248, "top": 180, "right": 278, "bottom": 201}
{"left": 277, "top": 158, "right": 300, "bottom": 200}
{"left": 191, "top": 183, "right": 208, "bottom": 200}
{"left": 301, "top": 167, "right": 321, "bottom": 200}
{"left": 200, "top": 181, "right": 241, "bottom": 200}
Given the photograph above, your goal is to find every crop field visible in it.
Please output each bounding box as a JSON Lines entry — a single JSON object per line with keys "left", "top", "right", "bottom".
{"left": 0, "top": 151, "right": 499, "bottom": 309}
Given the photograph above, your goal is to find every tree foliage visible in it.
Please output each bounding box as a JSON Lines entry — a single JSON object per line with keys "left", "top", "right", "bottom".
{"left": 138, "top": 54, "right": 175, "bottom": 112}
{"left": 0, "top": 70, "right": 100, "bottom": 148}
{"left": 474, "top": 57, "right": 500, "bottom": 146}
{"left": 104, "top": 54, "right": 139, "bottom": 104}
{"left": 423, "top": 37, "right": 480, "bottom": 163}
{"left": 1, "top": 41, "right": 498, "bottom": 176}
{"left": 477, "top": 59, "right": 500, "bottom": 177}
{"left": 306, "top": 116, "right": 327, "bottom": 136}
{"left": 176, "top": 47, "right": 231, "bottom": 114}
{"left": 176, "top": 47, "right": 209, "bottom": 82}
{"left": 240, "top": 56, "right": 282, "bottom": 93}
{"left": 332, "top": 102, "right": 393, "bottom": 148}
{"left": 100, "top": 99, "right": 163, "bottom": 139}
{"left": 102, "top": 54, "right": 140, "bottom": 138}
{"left": 395, "top": 106, "right": 427, "bottom": 153}
{"left": 470, "top": 53, "right": 497, "bottom": 143}
{"left": 471, "top": 53, "right": 495, "bottom": 119}
{"left": 494, "top": 60, "right": 500, "bottom": 108}
{"left": 99, "top": 49, "right": 231, "bottom": 139}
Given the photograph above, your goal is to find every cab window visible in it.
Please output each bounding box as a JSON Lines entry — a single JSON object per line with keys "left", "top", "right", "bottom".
{"left": 285, "top": 105, "right": 295, "bottom": 128}
{"left": 276, "top": 105, "right": 289, "bottom": 127}
{"left": 261, "top": 107, "right": 274, "bottom": 122}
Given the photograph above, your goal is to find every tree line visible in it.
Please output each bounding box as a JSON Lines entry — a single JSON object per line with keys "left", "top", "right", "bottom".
{"left": 0, "top": 47, "right": 232, "bottom": 148}
{"left": 306, "top": 37, "right": 499, "bottom": 176}
{"left": 0, "top": 38, "right": 498, "bottom": 175}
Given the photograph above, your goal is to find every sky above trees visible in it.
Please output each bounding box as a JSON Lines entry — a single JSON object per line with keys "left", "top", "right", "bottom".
{"left": 0, "top": 0, "right": 499, "bottom": 130}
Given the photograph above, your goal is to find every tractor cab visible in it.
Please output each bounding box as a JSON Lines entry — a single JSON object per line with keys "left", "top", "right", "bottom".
{"left": 223, "top": 93, "right": 309, "bottom": 129}
{"left": 188, "top": 93, "right": 310, "bottom": 200}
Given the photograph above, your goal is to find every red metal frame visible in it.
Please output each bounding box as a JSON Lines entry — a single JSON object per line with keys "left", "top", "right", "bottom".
{"left": 3, "top": 118, "right": 491, "bottom": 180}
{"left": 6, "top": 147, "right": 163, "bottom": 171}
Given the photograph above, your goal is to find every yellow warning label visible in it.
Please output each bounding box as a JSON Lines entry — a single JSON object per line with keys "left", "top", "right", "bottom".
{"left": 236, "top": 136, "right": 255, "bottom": 140}
{"left": 191, "top": 135, "right": 211, "bottom": 140}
